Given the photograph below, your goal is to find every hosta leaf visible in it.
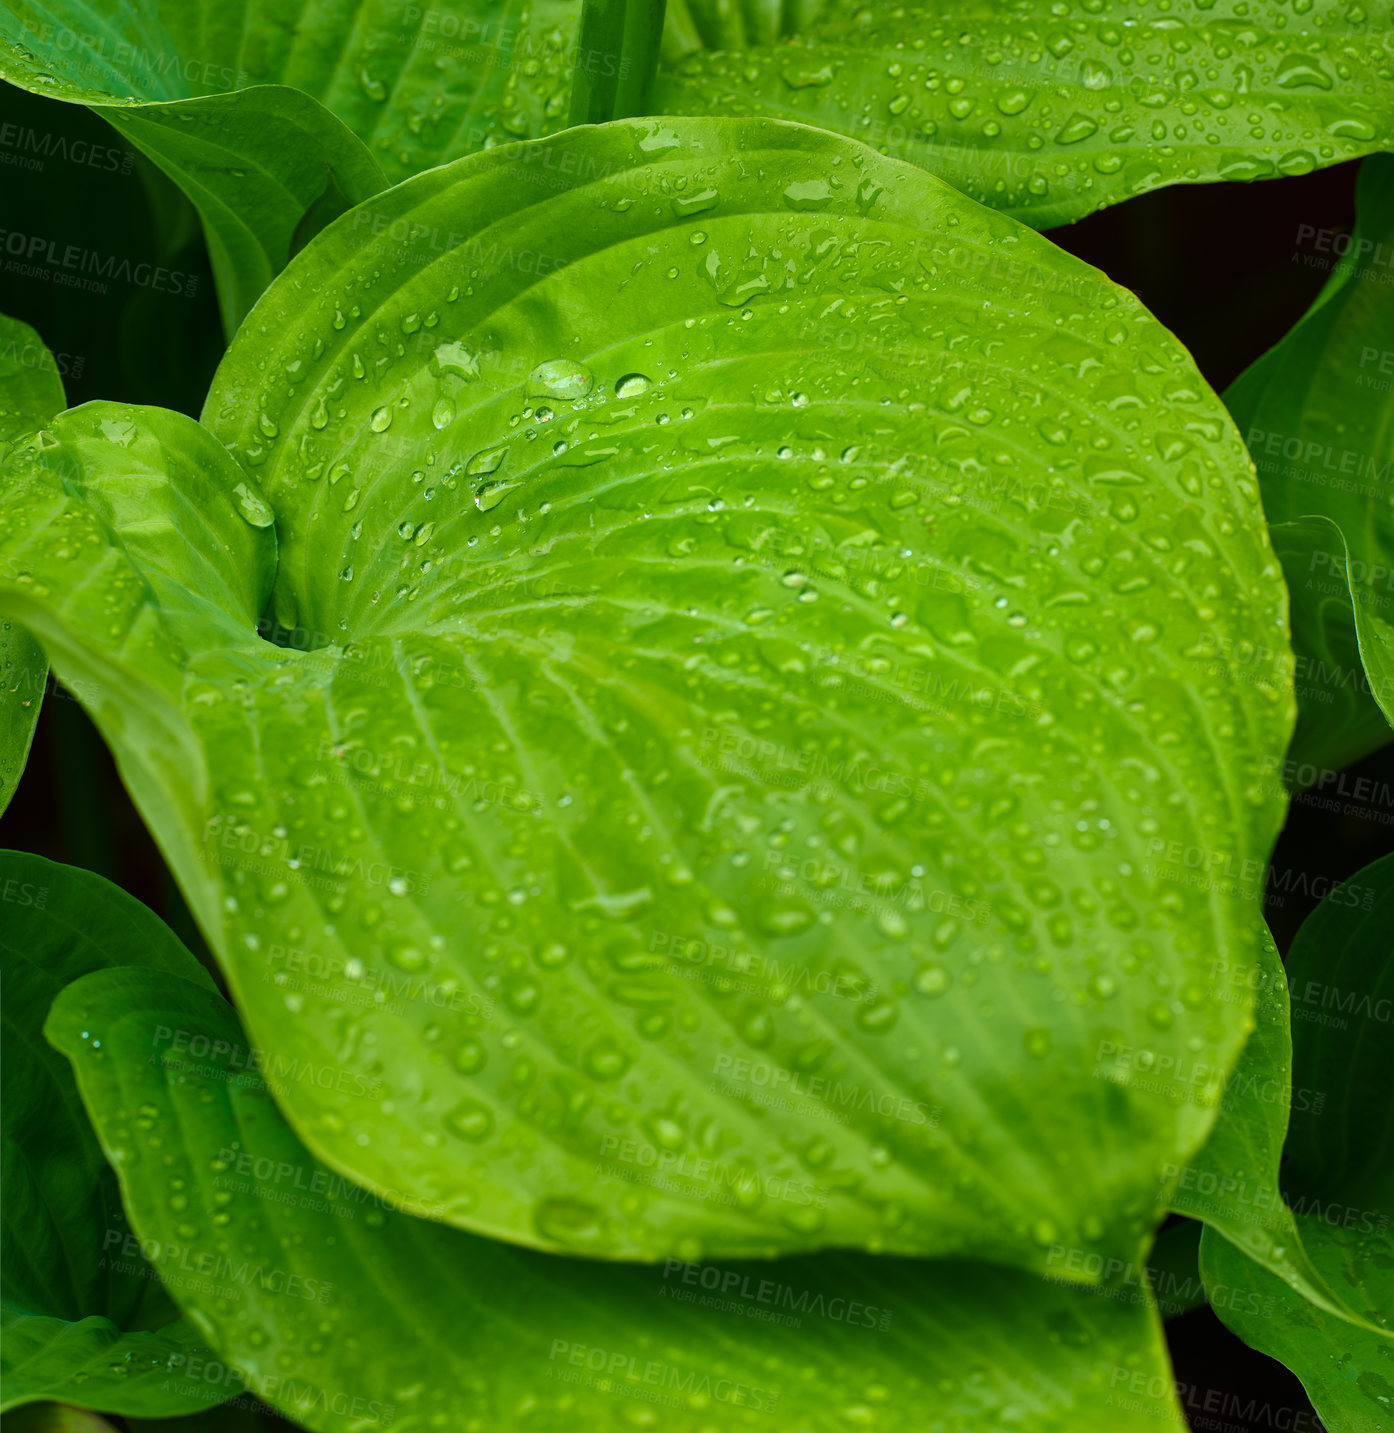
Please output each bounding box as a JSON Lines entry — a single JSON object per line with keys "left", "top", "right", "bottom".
{"left": 1225, "top": 154, "right": 1394, "bottom": 777}
{"left": 652, "top": 1, "right": 1394, "bottom": 229}
{"left": 1200, "top": 853, "right": 1394, "bottom": 1429}
{"left": 2, "top": 119, "right": 1292, "bottom": 1271}
{"left": 569, "top": 0, "right": 671, "bottom": 124}
{"left": 0, "top": 0, "right": 585, "bottom": 330}
{"left": 1202, "top": 1222, "right": 1394, "bottom": 1433}
{"left": 47, "top": 962, "right": 1191, "bottom": 1433}
{"left": 1165, "top": 927, "right": 1373, "bottom": 1329}
{"left": 101, "top": 91, "right": 387, "bottom": 337}
{"left": 0, "top": 314, "right": 65, "bottom": 815}
{"left": 0, "top": 851, "right": 221, "bottom": 1416}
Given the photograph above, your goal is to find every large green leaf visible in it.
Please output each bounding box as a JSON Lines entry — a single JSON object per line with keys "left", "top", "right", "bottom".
{"left": 1225, "top": 154, "right": 1394, "bottom": 778}
{"left": 46, "top": 961, "right": 1191, "bottom": 1433}
{"left": 0, "top": 851, "right": 222, "bottom": 1416}
{"left": 652, "top": 1, "right": 1394, "bottom": 229}
{"left": 0, "top": 0, "right": 585, "bottom": 331}
{"left": 2, "top": 118, "right": 1292, "bottom": 1272}
{"left": 101, "top": 91, "right": 388, "bottom": 337}
{"left": 1201, "top": 853, "right": 1394, "bottom": 1429}
{"left": 1163, "top": 926, "right": 1376, "bottom": 1329}
{"left": 0, "top": 314, "right": 65, "bottom": 815}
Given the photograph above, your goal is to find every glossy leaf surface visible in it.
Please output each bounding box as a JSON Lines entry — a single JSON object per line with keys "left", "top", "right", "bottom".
{"left": 1226, "top": 154, "right": 1394, "bottom": 777}
{"left": 1, "top": 119, "right": 1293, "bottom": 1271}
{"left": 48, "top": 961, "right": 1191, "bottom": 1433}
{"left": 654, "top": 1, "right": 1394, "bottom": 228}
{"left": 1201, "top": 853, "right": 1394, "bottom": 1429}
{"left": 0, "top": 852, "right": 221, "bottom": 1416}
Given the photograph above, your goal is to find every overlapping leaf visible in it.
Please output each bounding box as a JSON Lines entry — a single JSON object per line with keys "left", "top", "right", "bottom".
{"left": 653, "top": 0, "right": 1394, "bottom": 229}
{"left": 47, "top": 959, "right": 1190, "bottom": 1433}
{"left": 1201, "top": 853, "right": 1394, "bottom": 1430}
{"left": 1163, "top": 926, "right": 1378, "bottom": 1329}
{"left": 0, "top": 0, "right": 584, "bottom": 330}
{"left": 0, "top": 315, "right": 65, "bottom": 815}
{"left": 1226, "top": 154, "right": 1394, "bottom": 777}
{"left": 0, "top": 118, "right": 1293, "bottom": 1272}
{"left": 0, "top": 852, "right": 222, "bottom": 1416}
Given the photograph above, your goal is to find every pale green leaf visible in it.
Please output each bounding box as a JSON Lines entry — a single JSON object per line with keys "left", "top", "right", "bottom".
{"left": 1, "top": 119, "right": 1292, "bottom": 1272}
{"left": 652, "top": 1, "right": 1394, "bottom": 228}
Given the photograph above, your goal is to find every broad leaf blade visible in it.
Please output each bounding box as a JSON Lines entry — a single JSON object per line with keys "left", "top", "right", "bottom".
{"left": 0, "top": 313, "right": 65, "bottom": 815}
{"left": 0, "top": 851, "right": 221, "bottom": 1415}
{"left": 47, "top": 963, "right": 1191, "bottom": 1433}
{"left": 1165, "top": 928, "right": 1373, "bottom": 1328}
{"left": 1200, "top": 854, "right": 1394, "bottom": 1426}
{"left": 1226, "top": 154, "right": 1394, "bottom": 776}
{"left": 5, "top": 119, "right": 1292, "bottom": 1272}
{"left": 652, "top": 1, "right": 1394, "bottom": 229}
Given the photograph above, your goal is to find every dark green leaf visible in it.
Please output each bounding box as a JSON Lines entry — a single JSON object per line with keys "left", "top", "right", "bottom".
{"left": 1165, "top": 927, "right": 1371, "bottom": 1327}
{"left": 570, "top": 0, "right": 670, "bottom": 124}
{"left": 0, "top": 851, "right": 221, "bottom": 1416}
{"left": 0, "top": 0, "right": 586, "bottom": 328}
{"left": 100, "top": 90, "right": 387, "bottom": 336}
{"left": 1225, "top": 154, "right": 1394, "bottom": 777}
{"left": 47, "top": 962, "right": 1191, "bottom": 1433}
{"left": 1201, "top": 853, "right": 1394, "bottom": 1428}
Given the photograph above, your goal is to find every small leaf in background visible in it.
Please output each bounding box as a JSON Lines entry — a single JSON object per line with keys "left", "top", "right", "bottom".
{"left": 0, "top": 852, "right": 222, "bottom": 1416}
{"left": 653, "top": 0, "right": 1394, "bottom": 229}
{"left": 1226, "top": 154, "right": 1394, "bottom": 777}
{"left": 0, "top": 0, "right": 584, "bottom": 328}
{"left": 0, "top": 313, "right": 66, "bottom": 815}
{"left": 1201, "top": 852, "right": 1394, "bottom": 1430}
{"left": 1165, "top": 927, "right": 1372, "bottom": 1328}
{"left": 2, "top": 119, "right": 1293, "bottom": 1275}
{"left": 48, "top": 956, "right": 1192, "bottom": 1433}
